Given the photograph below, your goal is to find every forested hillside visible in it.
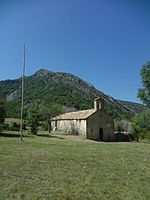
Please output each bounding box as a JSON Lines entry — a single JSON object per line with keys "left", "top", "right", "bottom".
{"left": 0, "top": 69, "right": 145, "bottom": 119}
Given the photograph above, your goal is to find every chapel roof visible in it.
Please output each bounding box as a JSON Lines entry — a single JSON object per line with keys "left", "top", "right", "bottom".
{"left": 51, "top": 109, "right": 96, "bottom": 120}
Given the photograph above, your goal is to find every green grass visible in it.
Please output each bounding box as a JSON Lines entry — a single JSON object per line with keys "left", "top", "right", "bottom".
{"left": 0, "top": 131, "right": 150, "bottom": 200}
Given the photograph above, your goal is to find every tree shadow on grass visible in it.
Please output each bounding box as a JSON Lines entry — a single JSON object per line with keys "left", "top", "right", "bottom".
{"left": 0, "top": 132, "right": 32, "bottom": 138}
{"left": 0, "top": 132, "right": 20, "bottom": 138}
{"left": 36, "top": 134, "right": 64, "bottom": 139}
{"left": 0, "top": 132, "right": 64, "bottom": 140}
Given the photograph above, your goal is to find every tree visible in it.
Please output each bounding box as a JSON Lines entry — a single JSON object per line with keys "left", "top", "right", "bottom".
{"left": 27, "top": 104, "right": 40, "bottom": 135}
{"left": 39, "top": 103, "right": 62, "bottom": 133}
{"left": 132, "top": 109, "right": 150, "bottom": 140}
{"left": 133, "top": 109, "right": 150, "bottom": 129}
{"left": 0, "top": 99, "right": 5, "bottom": 124}
{"left": 114, "top": 120, "right": 124, "bottom": 132}
{"left": 138, "top": 61, "right": 150, "bottom": 107}
{"left": 133, "top": 61, "right": 150, "bottom": 140}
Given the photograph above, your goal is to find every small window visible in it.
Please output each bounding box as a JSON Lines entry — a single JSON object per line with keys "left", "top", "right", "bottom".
{"left": 100, "top": 115, "right": 102, "bottom": 118}
{"left": 91, "top": 128, "right": 93, "bottom": 133}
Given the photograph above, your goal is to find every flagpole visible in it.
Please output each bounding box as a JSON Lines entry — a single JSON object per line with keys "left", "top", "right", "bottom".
{"left": 20, "top": 44, "right": 25, "bottom": 141}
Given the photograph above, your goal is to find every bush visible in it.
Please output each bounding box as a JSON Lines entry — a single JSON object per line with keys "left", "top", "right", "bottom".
{"left": 132, "top": 109, "right": 150, "bottom": 140}
{"left": 27, "top": 105, "right": 40, "bottom": 135}
{"left": 0, "top": 124, "right": 7, "bottom": 132}
{"left": 39, "top": 122, "right": 48, "bottom": 131}
{"left": 5, "top": 122, "right": 20, "bottom": 131}
{"left": 12, "top": 122, "right": 20, "bottom": 131}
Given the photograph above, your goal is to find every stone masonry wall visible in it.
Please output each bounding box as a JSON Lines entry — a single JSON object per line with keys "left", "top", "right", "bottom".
{"left": 51, "top": 119, "right": 87, "bottom": 137}
{"left": 87, "top": 110, "right": 115, "bottom": 141}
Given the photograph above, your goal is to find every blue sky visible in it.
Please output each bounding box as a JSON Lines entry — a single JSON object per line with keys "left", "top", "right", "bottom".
{"left": 0, "top": 0, "right": 150, "bottom": 102}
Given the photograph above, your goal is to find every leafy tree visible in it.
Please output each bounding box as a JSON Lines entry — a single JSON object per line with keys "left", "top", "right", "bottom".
{"left": 0, "top": 99, "right": 5, "bottom": 124}
{"left": 135, "top": 62, "right": 150, "bottom": 140}
{"left": 39, "top": 103, "right": 63, "bottom": 132}
{"left": 39, "top": 103, "right": 62, "bottom": 121}
{"left": 114, "top": 120, "right": 124, "bottom": 132}
{"left": 138, "top": 61, "right": 150, "bottom": 107}
{"left": 27, "top": 104, "right": 40, "bottom": 135}
{"left": 132, "top": 109, "right": 150, "bottom": 140}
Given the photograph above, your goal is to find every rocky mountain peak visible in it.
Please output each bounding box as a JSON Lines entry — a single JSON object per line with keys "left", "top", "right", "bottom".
{"left": 0, "top": 68, "right": 145, "bottom": 119}
{"left": 34, "top": 69, "right": 53, "bottom": 77}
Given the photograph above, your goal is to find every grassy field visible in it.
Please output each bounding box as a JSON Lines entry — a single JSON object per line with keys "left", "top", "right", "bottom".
{"left": 0, "top": 131, "right": 150, "bottom": 200}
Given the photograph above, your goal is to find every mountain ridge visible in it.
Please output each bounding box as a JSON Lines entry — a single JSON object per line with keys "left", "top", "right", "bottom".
{"left": 0, "top": 69, "right": 145, "bottom": 119}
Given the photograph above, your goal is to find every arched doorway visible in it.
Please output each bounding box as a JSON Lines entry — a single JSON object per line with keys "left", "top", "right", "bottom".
{"left": 99, "top": 128, "right": 103, "bottom": 141}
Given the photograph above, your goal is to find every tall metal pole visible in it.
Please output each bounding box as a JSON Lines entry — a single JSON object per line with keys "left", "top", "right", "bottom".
{"left": 20, "top": 44, "right": 25, "bottom": 141}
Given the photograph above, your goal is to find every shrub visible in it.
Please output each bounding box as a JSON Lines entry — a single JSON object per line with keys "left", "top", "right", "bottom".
{"left": 132, "top": 109, "right": 150, "bottom": 140}
{"left": 40, "top": 122, "right": 48, "bottom": 131}
{"left": 114, "top": 120, "right": 124, "bottom": 132}
{"left": 0, "top": 124, "right": 7, "bottom": 132}
{"left": 27, "top": 105, "right": 40, "bottom": 135}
